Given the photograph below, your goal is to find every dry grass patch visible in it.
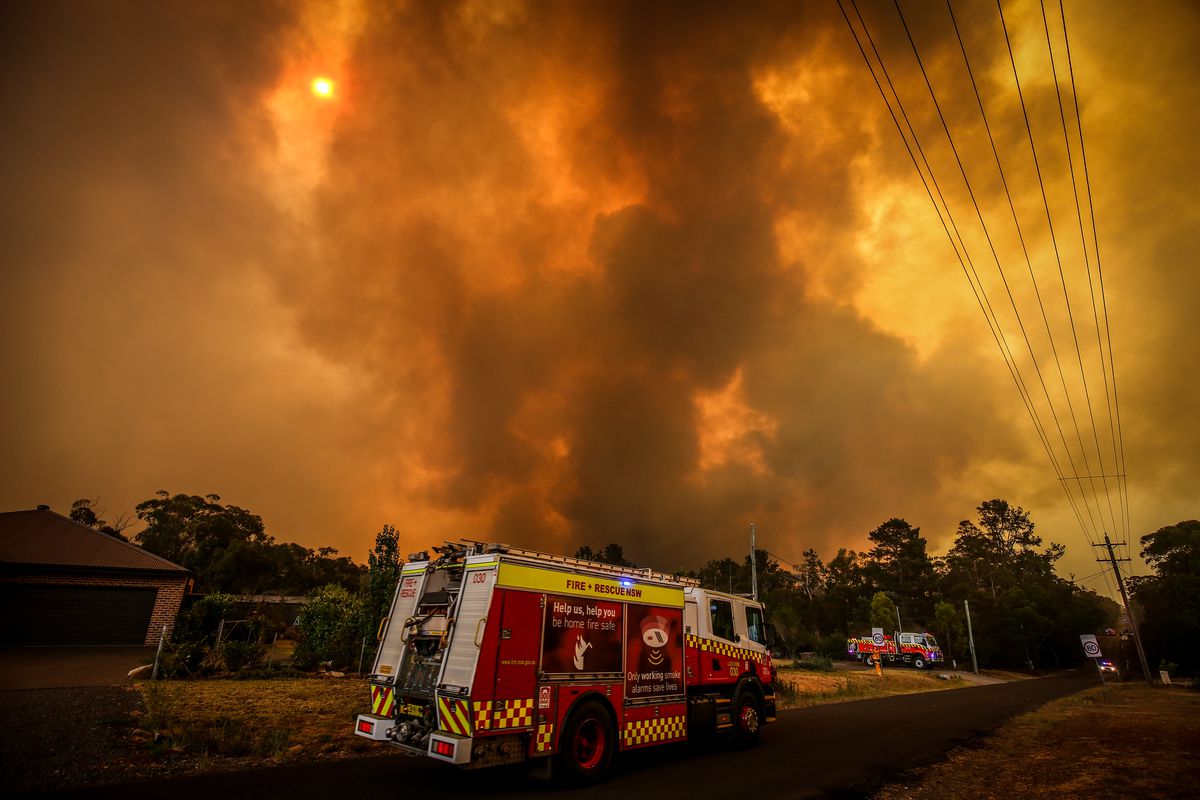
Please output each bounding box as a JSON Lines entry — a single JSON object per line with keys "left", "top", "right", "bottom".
{"left": 775, "top": 667, "right": 965, "bottom": 709}
{"left": 875, "top": 683, "right": 1200, "bottom": 800}
{"left": 138, "top": 676, "right": 372, "bottom": 764}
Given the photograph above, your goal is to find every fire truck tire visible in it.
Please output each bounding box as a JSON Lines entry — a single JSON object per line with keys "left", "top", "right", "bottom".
{"left": 729, "top": 690, "right": 762, "bottom": 748}
{"left": 912, "top": 655, "right": 926, "bottom": 670}
{"left": 557, "top": 700, "right": 615, "bottom": 784}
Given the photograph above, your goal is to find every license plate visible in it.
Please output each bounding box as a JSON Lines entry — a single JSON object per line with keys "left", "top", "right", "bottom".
{"left": 398, "top": 703, "right": 424, "bottom": 718}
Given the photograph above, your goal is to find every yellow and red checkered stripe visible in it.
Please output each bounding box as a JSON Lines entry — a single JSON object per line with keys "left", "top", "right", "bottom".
{"left": 623, "top": 715, "right": 686, "bottom": 747}
{"left": 534, "top": 723, "right": 555, "bottom": 753}
{"left": 686, "top": 634, "right": 766, "bottom": 664}
{"left": 472, "top": 700, "right": 493, "bottom": 731}
{"left": 370, "top": 685, "right": 395, "bottom": 716}
{"left": 437, "top": 696, "right": 473, "bottom": 736}
{"left": 472, "top": 698, "right": 534, "bottom": 732}
{"left": 494, "top": 698, "right": 535, "bottom": 729}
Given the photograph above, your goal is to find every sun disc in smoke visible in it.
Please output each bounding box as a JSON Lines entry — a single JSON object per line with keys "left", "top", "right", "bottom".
{"left": 311, "top": 76, "right": 335, "bottom": 99}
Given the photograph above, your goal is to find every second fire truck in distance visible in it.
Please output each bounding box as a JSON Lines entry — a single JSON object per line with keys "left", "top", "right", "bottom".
{"left": 355, "top": 541, "right": 778, "bottom": 782}
{"left": 847, "top": 630, "right": 943, "bottom": 669}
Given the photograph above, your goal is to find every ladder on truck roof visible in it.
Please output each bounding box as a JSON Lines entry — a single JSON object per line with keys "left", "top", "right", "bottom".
{"left": 447, "top": 539, "right": 701, "bottom": 587}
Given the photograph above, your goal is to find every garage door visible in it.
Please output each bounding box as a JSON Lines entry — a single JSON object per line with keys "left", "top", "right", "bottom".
{"left": 0, "top": 584, "right": 158, "bottom": 645}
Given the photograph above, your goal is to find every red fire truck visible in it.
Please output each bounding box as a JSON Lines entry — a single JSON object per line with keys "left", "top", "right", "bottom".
{"left": 355, "top": 542, "right": 777, "bottom": 782}
{"left": 846, "top": 630, "right": 943, "bottom": 669}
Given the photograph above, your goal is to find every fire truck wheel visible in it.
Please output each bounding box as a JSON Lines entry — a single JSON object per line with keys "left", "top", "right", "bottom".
{"left": 730, "top": 690, "right": 762, "bottom": 748}
{"left": 912, "top": 656, "right": 926, "bottom": 670}
{"left": 558, "top": 700, "right": 615, "bottom": 784}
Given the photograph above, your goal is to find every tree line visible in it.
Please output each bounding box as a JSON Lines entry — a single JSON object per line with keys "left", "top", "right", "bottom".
{"left": 1126, "top": 519, "right": 1199, "bottom": 676}
{"left": 72, "top": 491, "right": 365, "bottom": 595}
{"left": 726, "top": 499, "right": 1123, "bottom": 670}
{"left": 583, "top": 499, "right": 1123, "bottom": 671}
{"left": 77, "top": 490, "right": 1193, "bottom": 675}
{"left": 683, "top": 505, "right": 1196, "bottom": 677}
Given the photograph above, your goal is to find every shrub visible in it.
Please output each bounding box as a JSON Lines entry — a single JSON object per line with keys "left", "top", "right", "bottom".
{"left": 141, "top": 682, "right": 192, "bottom": 754}
{"left": 293, "top": 584, "right": 368, "bottom": 670}
{"left": 813, "top": 632, "right": 850, "bottom": 658}
{"left": 141, "top": 681, "right": 179, "bottom": 733}
{"left": 173, "top": 594, "right": 236, "bottom": 645}
{"left": 156, "top": 641, "right": 206, "bottom": 678}
{"left": 158, "top": 594, "right": 270, "bottom": 677}
{"left": 222, "top": 640, "right": 266, "bottom": 672}
{"left": 774, "top": 676, "right": 800, "bottom": 705}
{"left": 793, "top": 652, "right": 835, "bottom": 672}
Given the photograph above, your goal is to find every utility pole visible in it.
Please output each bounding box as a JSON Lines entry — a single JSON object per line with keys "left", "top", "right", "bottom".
{"left": 750, "top": 522, "right": 758, "bottom": 602}
{"left": 1094, "top": 532, "right": 1153, "bottom": 684}
{"left": 964, "top": 599, "right": 979, "bottom": 675}
{"left": 895, "top": 605, "right": 902, "bottom": 634}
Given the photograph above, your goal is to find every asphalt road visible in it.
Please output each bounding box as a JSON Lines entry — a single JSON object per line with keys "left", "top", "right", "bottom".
{"left": 58, "top": 674, "right": 1091, "bottom": 800}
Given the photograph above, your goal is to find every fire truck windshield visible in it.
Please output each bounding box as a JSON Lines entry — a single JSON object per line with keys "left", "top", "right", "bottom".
{"left": 915, "top": 634, "right": 937, "bottom": 648}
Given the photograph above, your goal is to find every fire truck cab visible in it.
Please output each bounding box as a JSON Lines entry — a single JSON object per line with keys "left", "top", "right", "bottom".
{"left": 355, "top": 541, "right": 776, "bottom": 782}
{"left": 685, "top": 586, "right": 773, "bottom": 653}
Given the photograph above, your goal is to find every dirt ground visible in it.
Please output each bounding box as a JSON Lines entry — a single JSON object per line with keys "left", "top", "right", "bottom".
{"left": 874, "top": 682, "right": 1200, "bottom": 800}
{"left": 0, "top": 676, "right": 369, "bottom": 793}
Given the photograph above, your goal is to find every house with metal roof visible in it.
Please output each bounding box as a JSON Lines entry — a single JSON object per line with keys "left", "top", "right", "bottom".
{"left": 0, "top": 505, "right": 189, "bottom": 646}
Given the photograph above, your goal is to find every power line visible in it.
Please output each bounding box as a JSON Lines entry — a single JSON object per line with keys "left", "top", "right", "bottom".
{"left": 1057, "top": 0, "right": 1131, "bottom": 546}
{"left": 1036, "top": 0, "right": 1122, "bottom": 542}
{"left": 840, "top": 0, "right": 1141, "bottom": 558}
{"left": 942, "top": 0, "right": 1102, "bottom": 543}
{"left": 764, "top": 549, "right": 805, "bottom": 574}
{"left": 1074, "top": 566, "right": 1109, "bottom": 584}
{"left": 994, "top": 0, "right": 1112, "bottom": 542}
{"left": 891, "top": 0, "right": 1105, "bottom": 542}
{"left": 899, "top": 0, "right": 1107, "bottom": 541}
{"left": 837, "top": 0, "right": 1093, "bottom": 540}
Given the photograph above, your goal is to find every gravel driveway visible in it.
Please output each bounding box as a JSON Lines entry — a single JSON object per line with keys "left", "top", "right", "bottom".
{"left": 1, "top": 685, "right": 145, "bottom": 792}
{"left": 1, "top": 647, "right": 158, "bottom": 793}
{"left": 0, "top": 646, "right": 156, "bottom": 690}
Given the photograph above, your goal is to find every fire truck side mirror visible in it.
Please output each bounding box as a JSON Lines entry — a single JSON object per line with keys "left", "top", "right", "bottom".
{"left": 763, "top": 623, "right": 779, "bottom": 648}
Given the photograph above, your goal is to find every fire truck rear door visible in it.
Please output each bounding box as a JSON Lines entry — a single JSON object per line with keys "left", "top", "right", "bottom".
{"left": 373, "top": 562, "right": 429, "bottom": 679}
{"left": 438, "top": 555, "right": 499, "bottom": 691}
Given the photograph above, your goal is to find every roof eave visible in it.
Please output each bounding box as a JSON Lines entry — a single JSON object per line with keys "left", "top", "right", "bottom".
{"left": 0, "top": 561, "right": 190, "bottom": 579}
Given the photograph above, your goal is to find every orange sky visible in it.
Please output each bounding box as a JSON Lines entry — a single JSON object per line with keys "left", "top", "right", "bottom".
{"left": 2, "top": 0, "right": 1196, "bottom": 596}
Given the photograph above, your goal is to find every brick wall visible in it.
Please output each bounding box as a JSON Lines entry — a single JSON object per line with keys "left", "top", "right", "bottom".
{"left": 0, "top": 572, "right": 189, "bottom": 645}
{"left": 146, "top": 578, "right": 187, "bottom": 645}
